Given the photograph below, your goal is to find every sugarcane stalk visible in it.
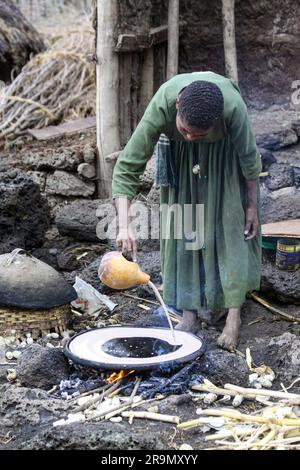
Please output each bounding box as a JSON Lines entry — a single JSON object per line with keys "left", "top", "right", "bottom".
{"left": 122, "top": 410, "right": 180, "bottom": 424}
{"left": 225, "top": 383, "right": 300, "bottom": 401}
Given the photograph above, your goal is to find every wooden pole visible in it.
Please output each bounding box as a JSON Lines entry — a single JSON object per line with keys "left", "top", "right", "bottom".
{"left": 139, "top": 48, "right": 154, "bottom": 117}
{"left": 167, "top": 0, "right": 179, "bottom": 80}
{"left": 96, "top": 0, "right": 120, "bottom": 198}
{"left": 222, "top": 0, "right": 238, "bottom": 84}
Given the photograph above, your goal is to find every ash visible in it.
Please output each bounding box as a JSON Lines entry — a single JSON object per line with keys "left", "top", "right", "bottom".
{"left": 55, "top": 367, "right": 106, "bottom": 400}
{"left": 121, "top": 361, "right": 204, "bottom": 399}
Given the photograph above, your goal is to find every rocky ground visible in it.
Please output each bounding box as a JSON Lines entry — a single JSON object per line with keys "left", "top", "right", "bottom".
{"left": 0, "top": 107, "right": 300, "bottom": 450}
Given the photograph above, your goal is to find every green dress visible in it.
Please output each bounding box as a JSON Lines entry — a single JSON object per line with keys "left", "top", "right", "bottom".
{"left": 112, "top": 72, "right": 262, "bottom": 313}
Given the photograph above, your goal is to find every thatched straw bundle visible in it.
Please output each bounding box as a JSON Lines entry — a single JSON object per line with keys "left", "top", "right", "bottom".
{"left": 0, "top": 0, "right": 45, "bottom": 82}
{"left": 0, "top": 28, "right": 96, "bottom": 144}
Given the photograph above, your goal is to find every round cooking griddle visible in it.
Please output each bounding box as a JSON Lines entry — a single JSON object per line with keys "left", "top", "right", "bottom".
{"left": 64, "top": 326, "right": 205, "bottom": 371}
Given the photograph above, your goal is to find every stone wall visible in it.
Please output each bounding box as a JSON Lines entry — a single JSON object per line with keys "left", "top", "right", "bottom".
{"left": 119, "top": 0, "right": 300, "bottom": 109}
{"left": 21, "top": 142, "right": 97, "bottom": 218}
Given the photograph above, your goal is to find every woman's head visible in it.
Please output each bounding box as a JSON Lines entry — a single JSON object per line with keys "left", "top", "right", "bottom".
{"left": 176, "top": 80, "right": 224, "bottom": 141}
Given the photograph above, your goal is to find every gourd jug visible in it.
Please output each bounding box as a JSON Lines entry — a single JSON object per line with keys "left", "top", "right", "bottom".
{"left": 98, "top": 251, "right": 150, "bottom": 289}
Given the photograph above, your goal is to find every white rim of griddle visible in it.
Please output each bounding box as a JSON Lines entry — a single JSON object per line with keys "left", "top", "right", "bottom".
{"left": 64, "top": 326, "right": 205, "bottom": 370}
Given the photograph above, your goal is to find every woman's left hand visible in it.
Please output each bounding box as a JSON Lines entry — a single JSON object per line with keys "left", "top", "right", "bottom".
{"left": 244, "top": 205, "right": 259, "bottom": 240}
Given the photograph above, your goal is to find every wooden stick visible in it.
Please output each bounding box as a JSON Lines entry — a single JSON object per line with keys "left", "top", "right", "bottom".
{"left": 122, "top": 410, "right": 180, "bottom": 424}
{"left": 205, "top": 427, "right": 254, "bottom": 442}
{"left": 74, "top": 382, "right": 120, "bottom": 412}
{"left": 199, "top": 409, "right": 300, "bottom": 427}
{"left": 222, "top": 0, "right": 238, "bottom": 83}
{"left": 225, "top": 383, "right": 300, "bottom": 401}
{"left": 192, "top": 383, "right": 241, "bottom": 397}
{"left": 250, "top": 293, "right": 300, "bottom": 323}
{"left": 104, "top": 377, "right": 142, "bottom": 421}
{"left": 167, "top": 0, "right": 180, "bottom": 79}
{"left": 70, "top": 383, "right": 110, "bottom": 402}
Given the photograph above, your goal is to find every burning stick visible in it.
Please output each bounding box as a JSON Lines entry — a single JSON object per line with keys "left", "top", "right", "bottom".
{"left": 122, "top": 411, "right": 180, "bottom": 424}
{"left": 74, "top": 382, "right": 121, "bottom": 413}
{"left": 104, "top": 376, "right": 142, "bottom": 420}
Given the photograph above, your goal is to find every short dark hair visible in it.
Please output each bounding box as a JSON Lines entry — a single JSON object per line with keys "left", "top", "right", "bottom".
{"left": 178, "top": 80, "right": 224, "bottom": 130}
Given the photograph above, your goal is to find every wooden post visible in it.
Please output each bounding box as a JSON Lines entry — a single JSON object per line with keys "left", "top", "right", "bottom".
{"left": 139, "top": 48, "right": 154, "bottom": 117}
{"left": 222, "top": 0, "right": 238, "bottom": 84}
{"left": 167, "top": 0, "right": 179, "bottom": 80}
{"left": 96, "top": 0, "right": 120, "bottom": 198}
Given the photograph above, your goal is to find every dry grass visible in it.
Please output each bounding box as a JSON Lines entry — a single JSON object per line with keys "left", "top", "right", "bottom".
{"left": 0, "top": 18, "right": 95, "bottom": 145}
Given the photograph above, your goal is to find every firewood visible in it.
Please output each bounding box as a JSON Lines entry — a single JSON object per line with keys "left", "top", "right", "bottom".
{"left": 122, "top": 411, "right": 180, "bottom": 424}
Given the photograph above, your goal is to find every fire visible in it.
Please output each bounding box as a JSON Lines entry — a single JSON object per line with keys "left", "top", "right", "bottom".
{"left": 106, "top": 369, "right": 135, "bottom": 384}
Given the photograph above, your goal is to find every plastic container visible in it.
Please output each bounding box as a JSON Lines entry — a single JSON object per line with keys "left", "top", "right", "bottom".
{"left": 276, "top": 238, "right": 300, "bottom": 271}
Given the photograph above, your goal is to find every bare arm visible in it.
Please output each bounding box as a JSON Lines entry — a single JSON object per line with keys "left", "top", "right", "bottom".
{"left": 244, "top": 179, "right": 259, "bottom": 241}
{"left": 114, "top": 197, "right": 138, "bottom": 261}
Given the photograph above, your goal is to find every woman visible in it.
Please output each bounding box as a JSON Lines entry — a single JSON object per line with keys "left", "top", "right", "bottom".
{"left": 112, "top": 71, "right": 262, "bottom": 351}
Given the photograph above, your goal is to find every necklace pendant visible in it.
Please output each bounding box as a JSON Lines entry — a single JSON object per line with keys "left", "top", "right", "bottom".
{"left": 192, "top": 164, "right": 201, "bottom": 178}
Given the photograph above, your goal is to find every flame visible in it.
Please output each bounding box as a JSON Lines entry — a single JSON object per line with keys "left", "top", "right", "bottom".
{"left": 106, "top": 369, "right": 135, "bottom": 384}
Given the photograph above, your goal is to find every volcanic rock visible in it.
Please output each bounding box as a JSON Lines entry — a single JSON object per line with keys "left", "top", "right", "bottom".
{"left": 0, "top": 170, "right": 50, "bottom": 254}
{"left": 23, "top": 148, "right": 82, "bottom": 172}
{"left": 16, "top": 344, "right": 70, "bottom": 390}
{"left": 56, "top": 199, "right": 111, "bottom": 242}
{"left": 265, "top": 163, "right": 294, "bottom": 190}
{"left": 196, "top": 349, "right": 249, "bottom": 386}
{"left": 0, "top": 383, "right": 69, "bottom": 427}
{"left": 260, "top": 186, "right": 300, "bottom": 224}
{"left": 46, "top": 171, "right": 95, "bottom": 197}
{"left": 261, "top": 258, "right": 300, "bottom": 304}
{"left": 19, "top": 422, "right": 163, "bottom": 450}
{"left": 252, "top": 333, "right": 300, "bottom": 386}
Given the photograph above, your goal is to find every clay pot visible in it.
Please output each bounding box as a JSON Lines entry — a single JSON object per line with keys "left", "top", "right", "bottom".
{"left": 98, "top": 251, "right": 150, "bottom": 289}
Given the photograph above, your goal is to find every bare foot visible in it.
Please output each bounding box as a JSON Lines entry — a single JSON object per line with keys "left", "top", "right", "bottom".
{"left": 175, "top": 310, "right": 199, "bottom": 334}
{"left": 217, "top": 308, "right": 241, "bottom": 352}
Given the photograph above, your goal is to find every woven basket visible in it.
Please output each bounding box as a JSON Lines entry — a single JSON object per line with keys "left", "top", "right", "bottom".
{"left": 0, "top": 304, "right": 71, "bottom": 339}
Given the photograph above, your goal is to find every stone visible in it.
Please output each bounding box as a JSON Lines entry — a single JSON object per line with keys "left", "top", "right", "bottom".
{"left": 293, "top": 167, "right": 300, "bottom": 188}
{"left": 23, "top": 148, "right": 83, "bottom": 171}
{"left": 0, "top": 383, "right": 69, "bottom": 427}
{"left": 77, "top": 163, "right": 96, "bottom": 179}
{"left": 253, "top": 333, "right": 300, "bottom": 385}
{"left": 196, "top": 349, "right": 249, "bottom": 386}
{"left": 56, "top": 199, "right": 111, "bottom": 242}
{"left": 16, "top": 343, "right": 70, "bottom": 389}
{"left": 0, "top": 170, "right": 50, "bottom": 255}
{"left": 46, "top": 171, "right": 95, "bottom": 197}
{"left": 273, "top": 142, "right": 300, "bottom": 166}
{"left": 260, "top": 186, "right": 300, "bottom": 224}
{"left": 251, "top": 109, "right": 299, "bottom": 150}
{"left": 261, "top": 257, "right": 300, "bottom": 303}
{"left": 26, "top": 171, "right": 47, "bottom": 191}
{"left": 139, "top": 157, "right": 154, "bottom": 191}
{"left": 57, "top": 251, "right": 80, "bottom": 272}
{"left": 19, "top": 422, "right": 162, "bottom": 450}
{"left": 265, "top": 163, "right": 294, "bottom": 190}
{"left": 31, "top": 247, "right": 59, "bottom": 270}
{"left": 146, "top": 185, "right": 160, "bottom": 205}
{"left": 83, "top": 143, "right": 96, "bottom": 163}
{"left": 259, "top": 148, "right": 277, "bottom": 171}
{"left": 74, "top": 257, "right": 102, "bottom": 291}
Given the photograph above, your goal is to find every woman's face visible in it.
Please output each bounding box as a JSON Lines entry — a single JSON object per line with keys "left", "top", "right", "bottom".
{"left": 176, "top": 113, "right": 212, "bottom": 141}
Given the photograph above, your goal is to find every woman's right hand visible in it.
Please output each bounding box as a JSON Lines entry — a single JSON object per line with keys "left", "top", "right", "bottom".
{"left": 116, "top": 226, "right": 138, "bottom": 262}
